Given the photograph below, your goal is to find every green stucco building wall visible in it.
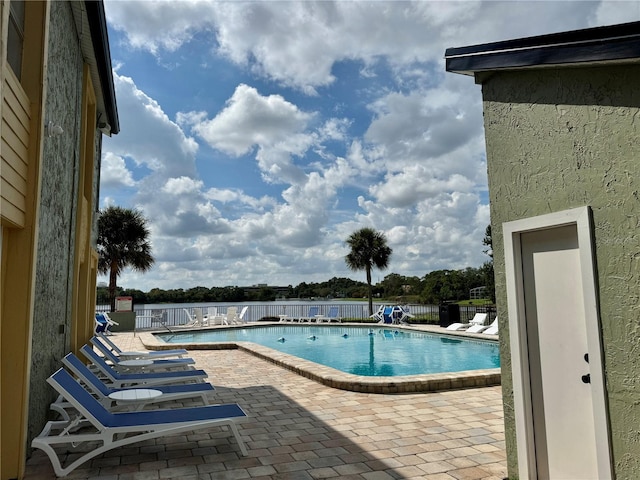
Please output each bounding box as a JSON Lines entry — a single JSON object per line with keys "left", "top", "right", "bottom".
{"left": 480, "top": 65, "right": 640, "bottom": 478}
{"left": 28, "top": 0, "right": 102, "bottom": 448}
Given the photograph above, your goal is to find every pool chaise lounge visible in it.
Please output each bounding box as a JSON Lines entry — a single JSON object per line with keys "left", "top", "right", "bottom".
{"left": 483, "top": 321, "right": 499, "bottom": 335}
{"left": 372, "top": 305, "right": 412, "bottom": 325}
{"left": 179, "top": 308, "right": 211, "bottom": 327}
{"left": 90, "top": 336, "right": 195, "bottom": 370}
{"left": 33, "top": 368, "right": 247, "bottom": 477}
{"left": 297, "top": 305, "right": 320, "bottom": 322}
{"left": 51, "top": 353, "right": 216, "bottom": 420}
{"left": 317, "top": 306, "right": 342, "bottom": 323}
{"left": 466, "top": 317, "right": 498, "bottom": 334}
{"left": 446, "top": 313, "right": 487, "bottom": 331}
{"left": 96, "top": 331, "right": 189, "bottom": 359}
{"left": 80, "top": 345, "right": 209, "bottom": 387}
{"left": 94, "top": 312, "right": 118, "bottom": 335}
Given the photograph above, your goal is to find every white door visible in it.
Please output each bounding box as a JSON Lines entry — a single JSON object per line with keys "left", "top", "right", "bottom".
{"left": 504, "top": 207, "right": 612, "bottom": 480}
{"left": 521, "top": 225, "right": 597, "bottom": 479}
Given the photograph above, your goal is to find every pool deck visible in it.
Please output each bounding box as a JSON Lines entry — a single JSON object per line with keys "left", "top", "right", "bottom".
{"left": 25, "top": 328, "right": 507, "bottom": 480}
{"left": 138, "top": 323, "right": 501, "bottom": 394}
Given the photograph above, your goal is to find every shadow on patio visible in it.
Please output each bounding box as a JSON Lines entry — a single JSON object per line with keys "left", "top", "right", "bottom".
{"left": 25, "top": 345, "right": 506, "bottom": 479}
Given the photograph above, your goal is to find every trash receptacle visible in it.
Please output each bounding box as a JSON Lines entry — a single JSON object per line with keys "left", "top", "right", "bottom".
{"left": 439, "top": 303, "right": 460, "bottom": 327}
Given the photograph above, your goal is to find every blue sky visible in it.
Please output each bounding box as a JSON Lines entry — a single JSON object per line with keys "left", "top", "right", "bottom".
{"left": 99, "top": 0, "right": 638, "bottom": 291}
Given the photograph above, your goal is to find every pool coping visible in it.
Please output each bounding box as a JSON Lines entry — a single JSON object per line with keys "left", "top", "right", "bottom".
{"left": 138, "top": 323, "right": 501, "bottom": 394}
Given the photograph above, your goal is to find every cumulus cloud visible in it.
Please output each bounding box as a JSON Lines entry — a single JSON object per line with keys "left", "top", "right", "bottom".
{"left": 104, "top": 1, "right": 613, "bottom": 93}
{"left": 182, "top": 84, "right": 316, "bottom": 184}
{"left": 100, "top": 152, "right": 135, "bottom": 188}
{"left": 104, "top": 0, "right": 216, "bottom": 54}
{"left": 103, "top": 73, "right": 199, "bottom": 178}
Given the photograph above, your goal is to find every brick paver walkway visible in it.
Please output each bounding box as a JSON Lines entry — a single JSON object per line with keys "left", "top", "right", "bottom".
{"left": 25, "top": 333, "right": 507, "bottom": 479}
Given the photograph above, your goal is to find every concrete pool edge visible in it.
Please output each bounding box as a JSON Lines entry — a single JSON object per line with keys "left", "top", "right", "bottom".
{"left": 138, "top": 323, "right": 501, "bottom": 394}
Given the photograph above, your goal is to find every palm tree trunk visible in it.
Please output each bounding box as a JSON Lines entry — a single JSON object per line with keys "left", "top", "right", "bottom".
{"left": 109, "top": 261, "right": 118, "bottom": 312}
{"left": 366, "top": 266, "right": 373, "bottom": 316}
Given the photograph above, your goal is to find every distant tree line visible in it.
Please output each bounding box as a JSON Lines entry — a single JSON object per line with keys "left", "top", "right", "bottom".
{"left": 96, "top": 265, "right": 494, "bottom": 307}
{"left": 96, "top": 214, "right": 495, "bottom": 308}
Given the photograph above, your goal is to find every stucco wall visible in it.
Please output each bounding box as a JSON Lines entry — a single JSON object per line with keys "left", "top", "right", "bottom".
{"left": 481, "top": 65, "right": 640, "bottom": 478}
{"left": 28, "top": 0, "right": 84, "bottom": 444}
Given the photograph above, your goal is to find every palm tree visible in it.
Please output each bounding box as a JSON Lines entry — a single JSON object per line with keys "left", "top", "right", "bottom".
{"left": 97, "top": 206, "right": 154, "bottom": 311}
{"left": 345, "top": 227, "right": 392, "bottom": 316}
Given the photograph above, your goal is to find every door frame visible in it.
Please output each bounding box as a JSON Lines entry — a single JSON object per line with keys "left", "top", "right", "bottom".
{"left": 503, "top": 206, "right": 612, "bottom": 479}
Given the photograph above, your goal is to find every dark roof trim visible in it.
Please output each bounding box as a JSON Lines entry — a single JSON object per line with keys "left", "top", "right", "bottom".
{"left": 445, "top": 21, "right": 640, "bottom": 76}
{"left": 84, "top": 0, "right": 120, "bottom": 134}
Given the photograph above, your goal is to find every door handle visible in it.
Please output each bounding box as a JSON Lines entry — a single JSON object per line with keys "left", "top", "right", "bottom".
{"left": 581, "top": 374, "right": 591, "bottom": 384}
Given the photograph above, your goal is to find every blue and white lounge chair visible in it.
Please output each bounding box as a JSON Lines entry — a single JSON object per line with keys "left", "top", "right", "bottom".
{"left": 379, "top": 306, "right": 394, "bottom": 324}
{"left": 298, "top": 306, "right": 320, "bottom": 322}
{"left": 96, "top": 331, "right": 189, "bottom": 359}
{"left": 94, "top": 312, "right": 118, "bottom": 335}
{"left": 51, "top": 353, "right": 215, "bottom": 420}
{"left": 81, "top": 345, "right": 208, "bottom": 387}
{"left": 317, "top": 306, "right": 342, "bottom": 323}
{"left": 90, "top": 336, "right": 195, "bottom": 371}
{"left": 32, "top": 368, "right": 247, "bottom": 477}
{"left": 396, "top": 306, "right": 414, "bottom": 324}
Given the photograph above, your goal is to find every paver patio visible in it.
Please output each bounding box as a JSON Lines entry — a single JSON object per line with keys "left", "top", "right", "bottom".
{"left": 25, "top": 332, "right": 507, "bottom": 479}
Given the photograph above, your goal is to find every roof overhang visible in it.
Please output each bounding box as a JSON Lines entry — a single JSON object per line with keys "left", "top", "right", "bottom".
{"left": 70, "top": 1, "right": 119, "bottom": 135}
{"left": 445, "top": 21, "right": 640, "bottom": 79}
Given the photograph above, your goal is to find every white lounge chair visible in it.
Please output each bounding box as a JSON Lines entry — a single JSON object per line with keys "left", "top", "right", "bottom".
{"left": 33, "top": 368, "right": 247, "bottom": 477}
{"left": 483, "top": 320, "right": 499, "bottom": 335}
{"left": 446, "top": 313, "right": 487, "bottom": 331}
{"left": 80, "top": 345, "right": 208, "bottom": 388}
{"left": 225, "top": 307, "right": 238, "bottom": 325}
{"left": 52, "top": 353, "right": 216, "bottom": 420}
{"left": 204, "top": 306, "right": 217, "bottom": 321}
{"left": 237, "top": 306, "right": 249, "bottom": 323}
{"left": 204, "top": 306, "right": 227, "bottom": 325}
{"left": 194, "top": 308, "right": 208, "bottom": 326}
{"left": 466, "top": 317, "right": 498, "bottom": 334}
{"left": 180, "top": 308, "right": 197, "bottom": 327}
{"left": 180, "top": 308, "right": 211, "bottom": 327}
{"left": 370, "top": 305, "right": 386, "bottom": 323}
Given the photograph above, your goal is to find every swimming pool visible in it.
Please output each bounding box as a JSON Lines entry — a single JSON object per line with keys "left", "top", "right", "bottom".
{"left": 156, "top": 325, "right": 500, "bottom": 377}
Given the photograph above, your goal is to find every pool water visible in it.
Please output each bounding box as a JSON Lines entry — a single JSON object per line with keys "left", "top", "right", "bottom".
{"left": 157, "top": 325, "right": 500, "bottom": 377}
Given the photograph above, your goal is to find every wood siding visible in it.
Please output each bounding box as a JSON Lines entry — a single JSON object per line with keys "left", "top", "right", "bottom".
{"left": 1, "top": 69, "right": 30, "bottom": 227}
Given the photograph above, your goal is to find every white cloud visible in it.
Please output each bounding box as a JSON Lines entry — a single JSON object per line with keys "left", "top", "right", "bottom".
{"left": 183, "top": 84, "right": 315, "bottom": 184}
{"left": 100, "top": 152, "right": 135, "bottom": 188}
{"left": 104, "top": 0, "right": 216, "bottom": 54}
{"left": 594, "top": 0, "right": 640, "bottom": 24}
{"left": 103, "top": 1, "right": 619, "bottom": 92}
{"left": 162, "top": 176, "right": 204, "bottom": 195}
{"left": 191, "top": 85, "right": 313, "bottom": 156}
{"left": 103, "top": 73, "right": 199, "bottom": 179}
